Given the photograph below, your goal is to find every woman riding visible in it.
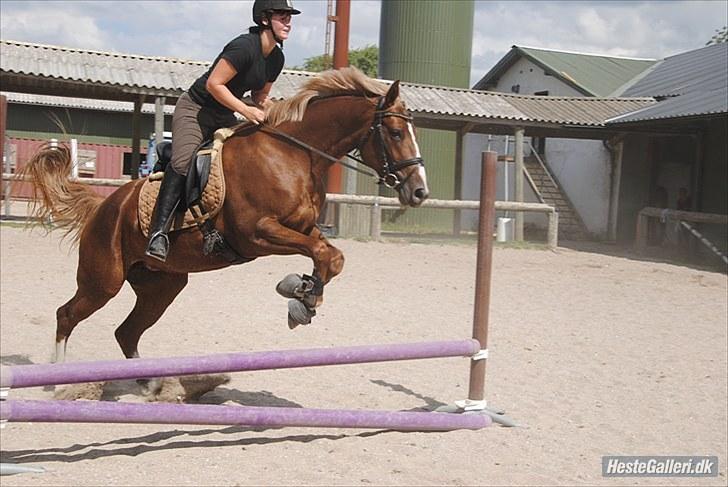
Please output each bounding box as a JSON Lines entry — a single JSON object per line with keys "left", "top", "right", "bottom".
{"left": 146, "top": 0, "right": 301, "bottom": 262}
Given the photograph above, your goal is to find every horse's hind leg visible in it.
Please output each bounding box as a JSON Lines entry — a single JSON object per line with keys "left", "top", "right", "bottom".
{"left": 54, "top": 283, "right": 122, "bottom": 363}
{"left": 114, "top": 265, "right": 188, "bottom": 393}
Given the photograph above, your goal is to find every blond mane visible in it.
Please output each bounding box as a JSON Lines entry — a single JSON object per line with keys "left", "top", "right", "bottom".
{"left": 265, "top": 66, "right": 388, "bottom": 127}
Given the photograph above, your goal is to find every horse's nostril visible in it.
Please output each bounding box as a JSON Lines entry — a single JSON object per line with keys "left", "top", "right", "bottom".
{"left": 414, "top": 188, "right": 428, "bottom": 200}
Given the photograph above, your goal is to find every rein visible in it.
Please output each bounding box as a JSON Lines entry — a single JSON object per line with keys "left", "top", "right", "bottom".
{"left": 258, "top": 96, "right": 424, "bottom": 190}
{"left": 259, "top": 124, "right": 376, "bottom": 179}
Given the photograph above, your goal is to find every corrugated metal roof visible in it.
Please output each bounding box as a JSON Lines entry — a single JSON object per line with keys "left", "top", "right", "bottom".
{"left": 1, "top": 39, "right": 655, "bottom": 128}
{"left": 620, "top": 43, "right": 727, "bottom": 97}
{"left": 473, "top": 45, "right": 657, "bottom": 96}
{"left": 1, "top": 39, "right": 207, "bottom": 91}
{"left": 606, "top": 86, "right": 728, "bottom": 124}
{"left": 608, "top": 43, "right": 727, "bottom": 124}
{"left": 2, "top": 91, "right": 175, "bottom": 115}
{"left": 394, "top": 82, "right": 654, "bottom": 126}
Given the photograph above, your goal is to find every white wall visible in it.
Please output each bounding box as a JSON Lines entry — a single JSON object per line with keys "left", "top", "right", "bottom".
{"left": 542, "top": 138, "right": 611, "bottom": 236}
{"left": 494, "top": 57, "right": 584, "bottom": 97}
{"left": 462, "top": 133, "right": 547, "bottom": 232}
{"left": 463, "top": 56, "right": 613, "bottom": 237}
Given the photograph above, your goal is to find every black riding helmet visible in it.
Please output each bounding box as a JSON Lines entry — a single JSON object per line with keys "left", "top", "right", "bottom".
{"left": 253, "top": 0, "right": 301, "bottom": 26}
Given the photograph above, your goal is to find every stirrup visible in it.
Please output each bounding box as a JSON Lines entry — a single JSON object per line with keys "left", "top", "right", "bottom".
{"left": 145, "top": 232, "right": 170, "bottom": 262}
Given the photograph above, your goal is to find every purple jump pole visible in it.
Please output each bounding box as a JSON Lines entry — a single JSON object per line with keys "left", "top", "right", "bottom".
{"left": 0, "top": 339, "right": 480, "bottom": 389}
{"left": 0, "top": 400, "right": 491, "bottom": 431}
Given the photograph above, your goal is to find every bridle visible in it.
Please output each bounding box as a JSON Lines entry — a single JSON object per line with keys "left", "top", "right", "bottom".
{"left": 358, "top": 96, "right": 425, "bottom": 189}
{"left": 259, "top": 95, "right": 425, "bottom": 190}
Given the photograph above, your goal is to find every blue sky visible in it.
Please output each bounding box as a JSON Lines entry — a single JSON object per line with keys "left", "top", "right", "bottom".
{"left": 1, "top": 0, "right": 726, "bottom": 86}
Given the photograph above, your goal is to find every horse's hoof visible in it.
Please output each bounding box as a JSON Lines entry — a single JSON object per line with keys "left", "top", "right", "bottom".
{"left": 288, "top": 299, "right": 315, "bottom": 326}
{"left": 287, "top": 313, "right": 300, "bottom": 329}
{"left": 276, "top": 274, "right": 303, "bottom": 298}
{"left": 137, "top": 377, "right": 163, "bottom": 396}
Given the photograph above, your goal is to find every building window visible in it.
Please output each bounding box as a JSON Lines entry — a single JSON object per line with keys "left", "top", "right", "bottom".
{"left": 123, "top": 152, "right": 147, "bottom": 177}
{"left": 77, "top": 149, "right": 97, "bottom": 177}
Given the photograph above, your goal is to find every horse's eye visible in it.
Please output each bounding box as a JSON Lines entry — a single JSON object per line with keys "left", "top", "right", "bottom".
{"left": 389, "top": 129, "right": 402, "bottom": 140}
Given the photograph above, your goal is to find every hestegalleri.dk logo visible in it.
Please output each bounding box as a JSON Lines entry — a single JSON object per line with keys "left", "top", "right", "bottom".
{"left": 602, "top": 456, "right": 719, "bottom": 477}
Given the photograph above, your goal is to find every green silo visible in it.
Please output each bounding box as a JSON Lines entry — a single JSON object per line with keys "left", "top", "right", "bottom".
{"left": 376, "top": 0, "right": 474, "bottom": 233}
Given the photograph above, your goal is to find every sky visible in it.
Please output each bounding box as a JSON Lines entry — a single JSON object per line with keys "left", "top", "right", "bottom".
{"left": 1, "top": 0, "right": 726, "bottom": 86}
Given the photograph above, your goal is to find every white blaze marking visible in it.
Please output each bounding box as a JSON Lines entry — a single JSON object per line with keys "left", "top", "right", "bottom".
{"left": 407, "top": 122, "right": 428, "bottom": 189}
{"left": 407, "top": 122, "right": 421, "bottom": 158}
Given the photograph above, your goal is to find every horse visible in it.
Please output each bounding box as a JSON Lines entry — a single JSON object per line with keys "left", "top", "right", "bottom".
{"left": 19, "top": 67, "right": 429, "bottom": 388}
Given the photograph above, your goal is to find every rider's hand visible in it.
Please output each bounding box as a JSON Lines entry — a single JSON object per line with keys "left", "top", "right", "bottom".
{"left": 243, "top": 106, "right": 266, "bottom": 124}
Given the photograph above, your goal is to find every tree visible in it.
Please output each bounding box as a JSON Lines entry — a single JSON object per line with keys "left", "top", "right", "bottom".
{"left": 706, "top": 25, "right": 727, "bottom": 45}
{"left": 294, "top": 45, "right": 379, "bottom": 77}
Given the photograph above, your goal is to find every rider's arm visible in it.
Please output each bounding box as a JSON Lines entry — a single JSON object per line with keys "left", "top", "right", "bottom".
{"left": 251, "top": 82, "right": 275, "bottom": 110}
{"left": 206, "top": 59, "right": 265, "bottom": 123}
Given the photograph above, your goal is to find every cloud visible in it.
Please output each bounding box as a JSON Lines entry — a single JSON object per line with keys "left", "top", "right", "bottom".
{"left": 1, "top": 0, "right": 725, "bottom": 87}
{"left": 0, "top": 4, "right": 108, "bottom": 49}
{"left": 469, "top": 0, "right": 727, "bottom": 84}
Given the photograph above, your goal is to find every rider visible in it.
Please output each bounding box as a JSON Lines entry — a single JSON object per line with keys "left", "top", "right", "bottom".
{"left": 146, "top": 0, "right": 301, "bottom": 262}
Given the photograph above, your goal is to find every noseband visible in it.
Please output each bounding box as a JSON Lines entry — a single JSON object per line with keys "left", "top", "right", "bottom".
{"left": 360, "top": 96, "right": 425, "bottom": 190}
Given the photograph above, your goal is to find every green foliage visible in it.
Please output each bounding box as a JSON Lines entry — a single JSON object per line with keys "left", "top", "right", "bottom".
{"left": 295, "top": 45, "right": 378, "bottom": 77}
{"left": 347, "top": 45, "right": 378, "bottom": 78}
{"left": 706, "top": 26, "right": 728, "bottom": 45}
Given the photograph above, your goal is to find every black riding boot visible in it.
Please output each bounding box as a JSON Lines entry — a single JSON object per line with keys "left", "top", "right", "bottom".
{"left": 145, "top": 165, "right": 186, "bottom": 262}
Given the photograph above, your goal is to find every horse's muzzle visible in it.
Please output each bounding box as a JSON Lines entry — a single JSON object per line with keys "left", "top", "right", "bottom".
{"left": 397, "top": 164, "right": 429, "bottom": 207}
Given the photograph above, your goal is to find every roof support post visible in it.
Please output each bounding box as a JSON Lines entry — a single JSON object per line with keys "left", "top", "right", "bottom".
{"left": 690, "top": 132, "right": 704, "bottom": 212}
{"left": 514, "top": 127, "right": 524, "bottom": 241}
{"left": 154, "top": 96, "right": 166, "bottom": 146}
{"left": 130, "top": 95, "right": 146, "bottom": 180}
{"left": 607, "top": 136, "right": 624, "bottom": 241}
{"left": 453, "top": 122, "right": 475, "bottom": 236}
{"left": 1, "top": 94, "right": 9, "bottom": 217}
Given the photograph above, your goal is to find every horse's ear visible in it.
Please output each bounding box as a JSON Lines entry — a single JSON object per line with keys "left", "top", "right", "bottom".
{"left": 384, "top": 80, "right": 400, "bottom": 107}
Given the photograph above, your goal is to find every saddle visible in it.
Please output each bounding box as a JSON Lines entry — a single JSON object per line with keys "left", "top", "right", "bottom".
{"left": 138, "top": 127, "right": 234, "bottom": 239}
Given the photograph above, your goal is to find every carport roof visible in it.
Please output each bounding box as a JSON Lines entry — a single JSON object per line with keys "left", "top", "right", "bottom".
{"left": 1, "top": 39, "right": 656, "bottom": 137}
{"left": 607, "top": 43, "right": 728, "bottom": 125}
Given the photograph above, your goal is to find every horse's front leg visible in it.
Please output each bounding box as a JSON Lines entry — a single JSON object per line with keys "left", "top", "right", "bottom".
{"left": 254, "top": 217, "right": 345, "bottom": 327}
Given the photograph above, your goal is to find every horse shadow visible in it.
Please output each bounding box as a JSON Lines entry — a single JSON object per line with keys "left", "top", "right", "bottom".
{"left": 0, "top": 354, "right": 35, "bottom": 366}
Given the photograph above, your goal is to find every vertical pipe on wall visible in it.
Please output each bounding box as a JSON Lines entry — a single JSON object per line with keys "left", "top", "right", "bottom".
{"left": 327, "top": 0, "right": 350, "bottom": 195}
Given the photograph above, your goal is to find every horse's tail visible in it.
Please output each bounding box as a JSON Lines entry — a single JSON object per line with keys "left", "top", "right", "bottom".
{"left": 19, "top": 142, "right": 104, "bottom": 243}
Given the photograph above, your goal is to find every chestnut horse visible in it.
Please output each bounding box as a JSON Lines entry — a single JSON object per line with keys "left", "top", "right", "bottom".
{"left": 20, "top": 67, "right": 429, "bottom": 374}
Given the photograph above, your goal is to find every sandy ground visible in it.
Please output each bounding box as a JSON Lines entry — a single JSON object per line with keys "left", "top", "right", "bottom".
{"left": 0, "top": 224, "right": 726, "bottom": 486}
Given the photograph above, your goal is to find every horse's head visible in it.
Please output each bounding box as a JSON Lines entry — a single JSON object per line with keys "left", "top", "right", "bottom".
{"left": 360, "top": 81, "right": 429, "bottom": 207}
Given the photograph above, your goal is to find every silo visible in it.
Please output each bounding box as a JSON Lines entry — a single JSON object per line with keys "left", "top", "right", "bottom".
{"left": 374, "top": 0, "right": 474, "bottom": 233}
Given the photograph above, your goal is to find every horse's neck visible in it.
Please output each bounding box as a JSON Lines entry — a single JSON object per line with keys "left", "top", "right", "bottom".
{"left": 296, "top": 97, "right": 372, "bottom": 161}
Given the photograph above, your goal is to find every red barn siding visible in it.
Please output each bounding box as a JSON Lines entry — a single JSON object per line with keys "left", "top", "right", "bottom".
{"left": 8, "top": 137, "right": 144, "bottom": 198}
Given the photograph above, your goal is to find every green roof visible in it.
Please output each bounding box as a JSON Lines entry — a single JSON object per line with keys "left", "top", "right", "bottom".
{"left": 474, "top": 46, "right": 658, "bottom": 97}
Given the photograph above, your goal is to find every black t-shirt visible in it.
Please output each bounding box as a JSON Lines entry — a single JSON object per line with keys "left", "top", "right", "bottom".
{"left": 188, "top": 32, "right": 284, "bottom": 116}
